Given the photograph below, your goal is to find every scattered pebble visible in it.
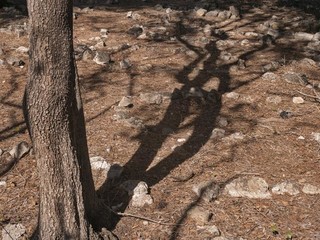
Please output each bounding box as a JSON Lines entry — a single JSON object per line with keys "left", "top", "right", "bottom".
{"left": 292, "top": 97, "right": 304, "bottom": 104}
{"left": 302, "top": 183, "right": 320, "bottom": 194}
{"left": 272, "top": 181, "right": 300, "bottom": 195}
{"left": 188, "top": 206, "right": 212, "bottom": 224}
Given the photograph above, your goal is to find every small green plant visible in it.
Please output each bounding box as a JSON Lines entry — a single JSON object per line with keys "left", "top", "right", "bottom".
{"left": 286, "top": 230, "right": 293, "bottom": 240}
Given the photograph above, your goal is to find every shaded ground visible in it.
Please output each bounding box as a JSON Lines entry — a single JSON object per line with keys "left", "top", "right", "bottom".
{"left": 1, "top": 0, "right": 320, "bottom": 239}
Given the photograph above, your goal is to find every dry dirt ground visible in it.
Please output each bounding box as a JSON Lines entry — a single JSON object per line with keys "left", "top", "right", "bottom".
{"left": 1, "top": 0, "right": 320, "bottom": 239}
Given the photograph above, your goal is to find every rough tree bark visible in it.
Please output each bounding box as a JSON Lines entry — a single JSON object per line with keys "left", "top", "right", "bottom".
{"left": 25, "top": 0, "right": 115, "bottom": 239}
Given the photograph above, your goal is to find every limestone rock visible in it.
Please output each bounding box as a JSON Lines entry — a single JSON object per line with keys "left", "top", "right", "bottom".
{"left": 140, "top": 92, "right": 163, "bottom": 105}
{"left": 292, "top": 97, "right": 304, "bottom": 104}
{"left": 197, "top": 225, "right": 220, "bottom": 237}
{"left": 118, "top": 96, "right": 133, "bottom": 108}
{"left": 272, "top": 181, "right": 300, "bottom": 195}
{"left": 9, "top": 141, "right": 30, "bottom": 159}
{"left": 224, "top": 176, "right": 271, "bottom": 199}
{"left": 210, "top": 128, "right": 225, "bottom": 139}
{"left": 2, "top": 224, "right": 26, "bottom": 240}
{"left": 196, "top": 8, "right": 207, "bottom": 17}
{"left": 283, "top": 73, "right": 308, "bottom": 86}
{"left": 302, "top": 184, "right": 320, "bottom": 194}
{"left": 93, "top": 51, "right": 110, "bottom": 65}
{"left": 266, "top": 95, "right": 282, "bottom": 104}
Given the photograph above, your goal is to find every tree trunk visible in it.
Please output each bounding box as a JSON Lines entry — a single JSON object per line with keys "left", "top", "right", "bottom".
{"left": 25, "top": 0, "right": 112, "bottom": 239}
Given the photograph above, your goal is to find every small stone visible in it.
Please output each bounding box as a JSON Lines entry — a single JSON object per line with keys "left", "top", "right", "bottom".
{"left": 266, "top": 95, "right": 282, "bottom": 104}
{"left": 100, "top": 28, "right": 108, "bottom": 38}
{"left": 15, "top": 46, "right": 29, "bottom": 53}
{"left": 311, "top": 132, "right": 320, "bottom": 143}
{"left": 292, "top": 97, "right": 304, "bottom": 104}
{"left": 196, "top": 8, "right": 207, "bottom": 17}
{"left": 205, "top": 10, "right": 219, "bottom": 18}
{"left": 177, "top": 138, "right": 186, "bottom": 143}
{"left": 210, "top": 128, "right": 225, "bottom": 139}
{"left": 192, "top": 181, "right": 220, "bottom": 202}
{"left": 93, "top": 51, "right": 110, "bottom": 65}
{"left": 90, "top": 156, "right": 111, "bottom": 170}
{"left": 127, "top": 25, "right": 144, "bottom": 37}
{"left": 283, "top": 73, "right": 308, "bottom": 86}
{"left": 119, "top": 59, "right": 131, "bottom": 69}
{"left": 224, "top": 176, "right": 271, "bottom": 199}
{"left": 6, "top": 56, "right": 25, "bottom": 67}
{"left": 2, "top": 223, "right": 26, "bottom": 240}
{"left": 139, "top": 92, "right": 163, "bottom": 104}
{"left": 188, "top": 207, "right": 212, "bottom": 224}
{"left": 82, "top": 49, "right": 95, "bottom": 61}
{"left": 225, "top": 132, "right": 245, "bottom": 141}
{"left": 9, "top": 141, "right": 30, "bottom": 159}
{"left": 294, "top": 32, "right": 314, "bottom": 41}
{"left": 132, "top": 193, "right": 153, "bottom": 207}
{"left": 0, "top": 180, "right": 6, "bottom": 187}
{"left": 297, "top": 136, "right": 305, "bottom": 140}
{"left": 216, "top": 116, "right": 228, "bottom": 127}
{"left": 225, "top": 92, "right": 240, "bottom": 99}
{"left": 95, "top": 40, "right": 106, "bottom": 48}
{"left": 302, "top": 184, "right": 320, "bottom": 194}
{"left": 118, "top": 96, "right": 133, "bottom": 108}
{"left": 197, "top": 225, "right": 220, "bottom": 237}
{"left": 271, "top": 181, "right": 300, "bottom": 195}
{"left": 229, "top": 5, "right": 240, "bottom": 18}
{"left": 262, "top": 72, "right": 279, "bottom": 82}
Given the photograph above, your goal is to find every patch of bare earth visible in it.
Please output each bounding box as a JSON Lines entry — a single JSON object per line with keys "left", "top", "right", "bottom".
{"left": 1, "top": 0, "right": 320, "bottom": 239}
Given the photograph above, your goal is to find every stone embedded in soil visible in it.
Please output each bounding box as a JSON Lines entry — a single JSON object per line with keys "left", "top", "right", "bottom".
{"left": 119, "top": 59, "right": 131, "bottom": 69}
{"left": 271, "top": 181, "right": 300, "bottom": 195}
{"left": 196, "top": 8, "right": 207, "bottom": 17}
{"left": 225, "top": 92, "right": 240, "bottom": 99}
{"left": 283, "top": 72, "right": 308, "bottom": 86}
{"left": 197, "top": 225, "right": 220, "bottom": 237}
{"left": 262, "top": 72, "right": 279, "bottom": 82}
{"left": 139, "top": 92, "right": 163, "bottom": 105}
{"left": 121, "top": 181, "right": 153, "bottom": 207}
{"left": 90, "top": 156, "right": 123, "bottom": 179}
{"left": 192, "top": 181, "right": 220, "bottom": 202}
{"left": 93, "top": 50, "right": 110, "bottom": 65}
{"left": 210, "top": 128, "right": 225, "bottom": 139}
{"left": 223, "top": 132, "right": 245, "bottom": 142}
{"left": 90, "top": 156, "right": 111, "bottom": 170}
{"left": 224, "top": 176, "right": 271, "bottom": 199}
{"left": 311, "top": 132, "right": 320, "bottom": 143}
{"left": 216, "top": 116, "right": 228, "bottom": 127}
{"left": 9, "top": 141, "right": 30, "bottom": 159}
{"left": 118, "top": 96, "right": 133, "bottom": 108}
{"left": 188, "top": 206, "right": 212, "bottom": 224}
{"left": 292, "top": 97, "right": 304, "bottom": 104}
{"left": 15, "top": 46, "right": 29, "bottom": 53}
{"left": 302, "top": 184, "right": 320, "bottom": 195}
{"left": 2, "top": 223, "right": 26, "bottom": 240}
{"left": 0, "top": 180, "right": 6, "bottom": 187}
{"left": 266, "top": 95, "right": 282, "bottom": 104}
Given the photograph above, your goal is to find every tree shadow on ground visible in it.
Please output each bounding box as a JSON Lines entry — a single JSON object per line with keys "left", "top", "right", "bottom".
{"left": 95, "top": 1, "right": 274, "bottom": 231}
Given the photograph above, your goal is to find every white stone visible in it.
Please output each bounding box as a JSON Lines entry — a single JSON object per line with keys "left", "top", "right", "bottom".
{"left": 2, "top": 224, "right": 26, "bottom": 240}
{"left": 0, "top": 180, "right": 6, "bottom": 187}
{"left": 311, "top": 132, "right": 320, "bottom": 143}
{"left": 118, "top": 96, "right": 133, "bottom": 107}
{"left": 266, "top": 95, "right": 282, "bottom": 104}
{"left": 9, "top": 141, "right": 30, "bottom": 159}
{"left": 297, "top": 136, "right": 305, "bottom": 140}
{"left": 302, "top": 184, "right": 320, "bottom": 194}
{"left": 90, "top": 156, "right": 111, "bottom": 170}
{"left": 262, "top": 72, "right": 279, "bottom": 82}
{"left": 131, "top": 193, "right": 153, "bottom": 207}
{"left": 210, "top": 128, "right": 225, "bottom": 139}
{"left": 292, "top": 97, "right": 304, "bottom": 104}
{"left": 177, "top": 138, "right": 186, "bottom": 143}
{"left": 272, "top": 181, "right": 300, "bottom": 195}
{"left": 224, "top": 176, "right": 271, "bottom": 199}
{"left": 196, "top": 8, "right": 207, "bottom": 17}
{"left": 225, "top": 91, "right": 240, "bottom": 99}
{"left": 15, "top": 46, "right": 29, "bottom": 53}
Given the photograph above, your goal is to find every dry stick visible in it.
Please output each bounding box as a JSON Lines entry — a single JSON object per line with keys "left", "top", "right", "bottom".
{"left": 103, "top": 203, "right": 186, "bottom": 226}
{"left": 295, "top": 90, "right": 320, "bottom": 100}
